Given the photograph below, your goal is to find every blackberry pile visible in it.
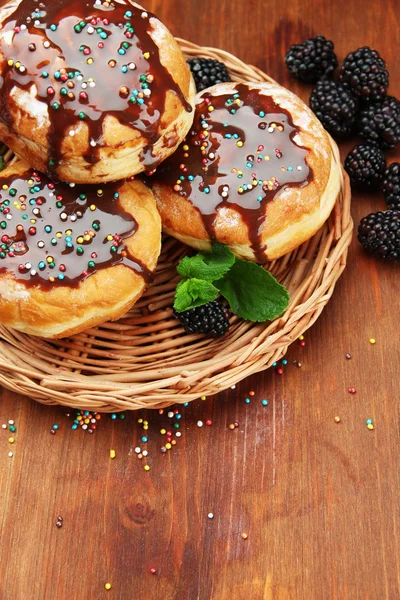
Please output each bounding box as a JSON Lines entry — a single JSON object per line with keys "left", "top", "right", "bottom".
{"left": 285, "top": 35, "right": 337, "bottom": 83}
{"left": 344, "top": 144, "right": 386, "bottom": 189}
{"left": 358, "top": 211, "right": 400, "bottom": 261}
{"left": 285, "top": 37, "right": 400, "bottom": 262}
{"left": 382, "top": 163, "right": 400, "bottom": 210}
{"left": 358, "top": 96, "right": 400, "bottom": 149}
{"left": 340, "top": 47, "right": 389, "bottom": 101}
{"left": 310, "top": 80, "right": 358, "bottom": 138}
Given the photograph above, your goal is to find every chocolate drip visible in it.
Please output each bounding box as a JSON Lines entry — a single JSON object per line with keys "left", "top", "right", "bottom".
{"left": 0, "top": 169, "right": 152, "bottom": 288}
{"left": 0, "top": 0, "right": 192, "bottom": 177}
{"left": 154, "top": 84, "right": 312, "bottom": 261}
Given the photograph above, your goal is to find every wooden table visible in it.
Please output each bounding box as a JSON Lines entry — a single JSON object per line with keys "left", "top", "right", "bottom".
{"left": 1, "top": 1, "right": 399, "bottom": 598}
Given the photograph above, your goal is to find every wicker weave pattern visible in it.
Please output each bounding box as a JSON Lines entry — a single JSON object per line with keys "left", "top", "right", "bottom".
{"left": 0, "top": 41, "right": 353, "bottom": 411}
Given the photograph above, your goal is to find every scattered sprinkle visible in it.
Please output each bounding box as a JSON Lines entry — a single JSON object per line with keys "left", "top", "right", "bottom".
{"left": 110, "top": 449, "right": 116, "bottom": 459}
{"left": 208, "top": 513, "right": 214, "bottom": 519}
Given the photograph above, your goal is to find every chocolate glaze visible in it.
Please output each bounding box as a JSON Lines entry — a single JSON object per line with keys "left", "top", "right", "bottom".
{"left": 154, "top": 84, "right": 312, "bottom": 261}
{"left": 0, "top": 0, "right": 192, "bottom": 177}
{"left": 0, "top": 169, "right": 151, "bottom": 289}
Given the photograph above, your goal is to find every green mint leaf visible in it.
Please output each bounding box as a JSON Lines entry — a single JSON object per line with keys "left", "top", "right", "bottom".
{"left": 174, "top": 278, "right": 219, "bottom": 312}
{"left": 215, "top": 259, "right": 289, "bottom": 322}
{"left": 177, "top": 243, "right": 235, "bottom": 282}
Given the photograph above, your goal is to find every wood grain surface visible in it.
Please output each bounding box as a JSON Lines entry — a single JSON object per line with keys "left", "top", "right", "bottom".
{"left": 1, "top": 1, "right": 399, "bottom": 598}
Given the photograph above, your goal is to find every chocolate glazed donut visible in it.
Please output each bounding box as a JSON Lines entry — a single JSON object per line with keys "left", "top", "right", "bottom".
{"left": 0, "top": 0, "right": 196, "bottom": 182}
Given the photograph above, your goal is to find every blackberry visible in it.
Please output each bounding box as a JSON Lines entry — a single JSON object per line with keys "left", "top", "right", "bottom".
{"left": 174, "top": 300, "right": 229, "bottom": 337}
{"left": 358, "top": 210, "right": 400, "bottom": 261}
{"left": 358, "top": 96, "right": 400, "bottom": 150}
{"left": 382, "top": 163, "right": 400, "bottom": 210}
{"left": 187, "top": 58, "right": 231, "bottom": 92}
{"left": 344, "top": 144, "right": 386, "bottom": 189}
{"left": 285, "top": 35, "right": 337, "bottom": 83}
{"left": 309, "top": 80, "right": 358, "bottom": 138}
{"left": 339, "top": 47, "right": 388, "bottom": 102}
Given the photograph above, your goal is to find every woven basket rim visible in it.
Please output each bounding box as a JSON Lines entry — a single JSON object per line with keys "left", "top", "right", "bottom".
{"left": 0, "top": 39, "right": 354, "bottom": 411}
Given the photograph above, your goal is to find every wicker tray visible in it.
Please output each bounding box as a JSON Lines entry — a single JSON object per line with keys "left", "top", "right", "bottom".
{"left": 0, "top": 40, "right": 353, "bottom": 411}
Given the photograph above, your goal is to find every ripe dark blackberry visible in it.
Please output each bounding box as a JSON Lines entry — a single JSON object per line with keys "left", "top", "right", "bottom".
{"left": 187, "top": 58, "right": 231, "bottom": 92}
{"left": 382, "top": 163, "right": 400, "bottom": 210}
{"left": 339, "top": 47, "right": 388, "bottom": 102}
{"left": 358, "top": 210, "right": 400, "bottom": 261}
{"left": 309, "top": 80, "right": 358, "bottom": 138}
{"left": 174, "top": 300, "right": 229, "bottom": 337}
{"left": 358, "top": 96, "right": 400, "bottom": 150}
{"left": 285, "top": 35, "right": 337, "bottom": 83}
{"left": 344, "top": 144, "right": 386, "bottom": 189}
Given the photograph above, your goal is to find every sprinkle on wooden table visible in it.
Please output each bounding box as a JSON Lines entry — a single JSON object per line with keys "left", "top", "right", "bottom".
{"left": 144, "top": 465, "right": 150, "bottom": 471}
{"left": 346, "top": 353, "right": 352, "bottom": 359}
{"left": 262, "top": 400, "right": 269, "bottom": 406}
{"left": 8, "top": 437, "right": 14, "bottom": 444}
{"left": 105, "top": 583, "right": 111, "bottom": 591}
{"left": 241, "top": 532, "right": 248, "bottom": 540}
{"left": 369, "top": 338, "right": 376, "bottom": 345}
{"left": 334, "top": 416, "right": 341, "bottom": 423}
{"left": 110, "top": 450, "right": 116, "bottom": 459}
{"left": 150, "top": 568, "right": 157, "bottom": 575}
{"left": 197, "top": 421, "right": 203, "bottom": 428}
{"left": 348, "top": 387, "right": 356, "bottom": 394}
{"left": 8, "top": 452, "right": 13, "bottom": 457}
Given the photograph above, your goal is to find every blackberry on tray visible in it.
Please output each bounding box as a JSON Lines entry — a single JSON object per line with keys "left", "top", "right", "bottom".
{"left": 187, "top": 57, "right": 231, "bottom": 92}
{"left": 174, "top": 300, "right": 229, "bottom": 338}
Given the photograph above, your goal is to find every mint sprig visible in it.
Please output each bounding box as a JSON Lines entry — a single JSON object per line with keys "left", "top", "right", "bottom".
{"left": 177, "top": 243, "right": 235, "bottom": 281}
{"left": 173, "top": 243, "right": 290, "bottom": 322}
{"left": 174, "top": 278, "right": 219, "bottom": 312}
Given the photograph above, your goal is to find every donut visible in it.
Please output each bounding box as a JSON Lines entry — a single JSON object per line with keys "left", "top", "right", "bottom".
{"left": 0, "top": 161, "right": 161, "bottom": 338}
{"left": 0, "top": 0, "right": 195, "bottom": 183}
{"left": 151, "top": 81, "right": 343, "bottom": 263}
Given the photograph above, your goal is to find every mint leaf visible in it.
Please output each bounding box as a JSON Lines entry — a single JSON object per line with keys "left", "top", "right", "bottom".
{"left": 177, "top": 243, "right": 235, "bottom": 282}
{"left": 174, "top": 278, "right": 219, "bottom": 312}
{"left": 215, "top": 259, "right": 289, "bottom": 322}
